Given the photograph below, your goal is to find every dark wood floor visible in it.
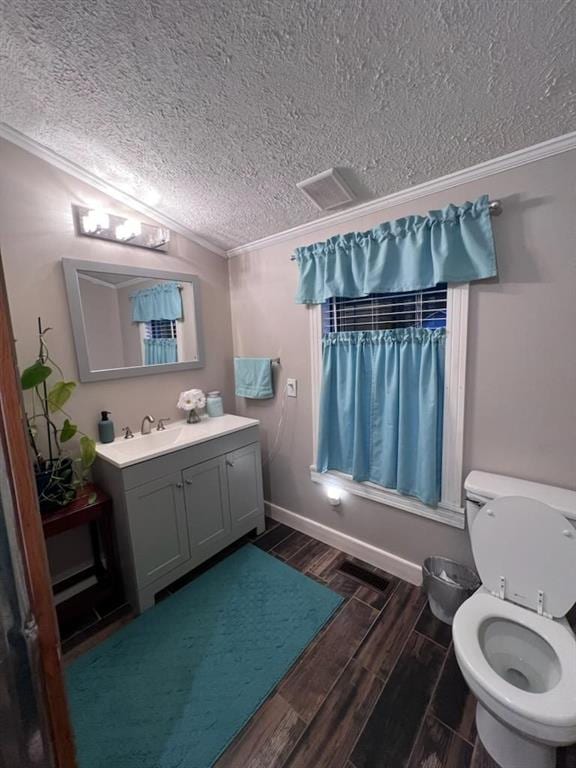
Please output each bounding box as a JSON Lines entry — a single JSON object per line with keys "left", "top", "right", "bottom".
{"left": 64, "top": 518, "right": 576, "bottom": 768}
{"left": 217, "top": 520, "right": 576, "bottom": 768}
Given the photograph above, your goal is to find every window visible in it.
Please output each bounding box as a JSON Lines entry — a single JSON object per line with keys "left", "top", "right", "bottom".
{"left": 309, "top": 283, "right": 469, "bottom": 528}
{"left": 144, "top": 319, "right": 177, "bottom": 340}
{"left": 139, "top": 319, "right": 183, "bottom": 364}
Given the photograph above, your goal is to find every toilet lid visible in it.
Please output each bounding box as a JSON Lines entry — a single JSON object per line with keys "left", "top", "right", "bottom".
{"left": 471, "top": 496, "right": 576, "bottom": 618}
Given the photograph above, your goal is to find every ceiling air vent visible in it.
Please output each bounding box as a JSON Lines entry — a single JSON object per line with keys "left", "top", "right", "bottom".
{"left": 297, "top": 168, "right": 356, "bottom": 211}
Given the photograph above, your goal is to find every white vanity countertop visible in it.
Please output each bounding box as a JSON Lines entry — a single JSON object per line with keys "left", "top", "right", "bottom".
{"left": 95, "top": 414, "right": 259, "bottom": 469}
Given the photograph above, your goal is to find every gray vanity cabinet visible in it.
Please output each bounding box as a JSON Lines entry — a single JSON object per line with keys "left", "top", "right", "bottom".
{"left": 125, "top": 472, "right": 190, "bottom": 588}
{"left": 94, "top": 422, "right": 265, "bottom": 614}
{"left": 226, "top": 444, "right": 264, "bottom": 534}
{"left": 183, "top": 457, "right": 230, "bottom": 565}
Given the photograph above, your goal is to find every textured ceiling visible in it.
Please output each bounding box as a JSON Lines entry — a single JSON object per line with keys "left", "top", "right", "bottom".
{"left": 1, "top": 0, "right": 575, "bottom": 250}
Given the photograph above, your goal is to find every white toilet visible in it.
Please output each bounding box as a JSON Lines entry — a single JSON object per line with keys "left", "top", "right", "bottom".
{"left": 453, "top": 471, "right": 576, "bottom": 768}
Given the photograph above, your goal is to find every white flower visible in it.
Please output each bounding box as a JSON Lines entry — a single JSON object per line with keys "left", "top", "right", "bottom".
{"left": 177, "top": 388, "right": 206, "bottom": 412}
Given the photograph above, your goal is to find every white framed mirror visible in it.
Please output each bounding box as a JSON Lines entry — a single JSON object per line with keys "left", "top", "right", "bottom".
{"left": 62, "top": 259, "right": 204, "bottom": 382}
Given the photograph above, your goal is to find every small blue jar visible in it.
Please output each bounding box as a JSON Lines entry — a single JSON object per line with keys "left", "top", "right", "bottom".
{"left": 206, "top": 391, "right": 224, "bottom": 417}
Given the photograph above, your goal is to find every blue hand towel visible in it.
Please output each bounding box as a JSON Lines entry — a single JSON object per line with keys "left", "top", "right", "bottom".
{"left": 234, "top": 357, "right": 274, "bottom": 399}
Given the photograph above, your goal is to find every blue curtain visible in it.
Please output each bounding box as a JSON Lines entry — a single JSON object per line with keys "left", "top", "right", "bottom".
{"left": 317, "top": 329, "right": 445, "bottom": 506}
{"left": 131, "top": 282, "right": 183, "bottom": 321}
{"left": 144, "top": 339, "right": 178, "bottom": 365}
{"left": 295, "top": 195, "right": 497, "bottom": 303}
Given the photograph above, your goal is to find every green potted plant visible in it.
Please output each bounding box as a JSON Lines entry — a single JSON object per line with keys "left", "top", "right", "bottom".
{"left": 21, "top": 318, "right": 96, "bottom": 514}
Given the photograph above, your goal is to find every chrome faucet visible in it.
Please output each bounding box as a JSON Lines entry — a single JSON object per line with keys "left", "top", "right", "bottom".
{"left": 140, "top": 414, "right": 155, "bottom": 435}
{"left": 156, "top": 418, "right": 171, "bottom": 431}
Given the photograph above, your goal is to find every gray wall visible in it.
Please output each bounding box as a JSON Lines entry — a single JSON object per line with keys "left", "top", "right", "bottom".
{"left": 116, "top": 277, "right": 167, "bottom": 368}
{"left": 180, "top": 283, "right": 199, "bottom": 361}
{"left": 228, "top": 149, "right": 576, "bottom": 568}
{"left": 78, "top": 276, "right": 125, "bottom": 369}
{"left": 116, "top": 280, "right": 145, "bottom": 367}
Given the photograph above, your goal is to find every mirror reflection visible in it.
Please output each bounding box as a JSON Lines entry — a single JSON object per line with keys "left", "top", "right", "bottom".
{"left": 77, "top": 271, "right": 199, "bottom": 371}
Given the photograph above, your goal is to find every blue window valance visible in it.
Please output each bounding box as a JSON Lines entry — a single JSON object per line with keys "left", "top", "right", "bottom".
{"left": 130, "top": 281, "right": 183, "bottom": 322}
{"left": 294, "top": 195, "right": 497, "bottom": 304}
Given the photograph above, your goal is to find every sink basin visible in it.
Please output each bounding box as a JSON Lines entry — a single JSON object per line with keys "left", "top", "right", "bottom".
{"left": 95, "top": 415, "right": 259, "bottom": 468}
{"left": 112, "top": 427, "right": 186, "bottom": 457}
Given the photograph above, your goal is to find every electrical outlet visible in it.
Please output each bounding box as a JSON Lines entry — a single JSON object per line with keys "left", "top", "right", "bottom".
{"left": 286, "top": 378, "right": 298, "bottom": 398}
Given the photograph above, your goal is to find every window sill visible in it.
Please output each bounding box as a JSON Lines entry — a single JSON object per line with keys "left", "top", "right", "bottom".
{"left": 310, "top": 466, "right": 465, "bottom": 529}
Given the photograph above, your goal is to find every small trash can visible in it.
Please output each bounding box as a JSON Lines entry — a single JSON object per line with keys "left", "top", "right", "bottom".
{"left": 422, "top": 557, "right": 480, "bottom": 625}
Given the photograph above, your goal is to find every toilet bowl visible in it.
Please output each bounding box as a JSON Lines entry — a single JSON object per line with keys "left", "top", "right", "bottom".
{"left": 453, "top": 474, "right": 576, "bottom": 768}
{"left": 454, "top": 591, "right": 576, "bottom": 767}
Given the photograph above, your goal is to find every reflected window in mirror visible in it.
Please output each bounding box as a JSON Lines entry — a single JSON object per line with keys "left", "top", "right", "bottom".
{"left": 63, "top": 259, "right": 204, "bottom": 382}
{"left": 142, "top": 320, "right": 178, "bottom": 365}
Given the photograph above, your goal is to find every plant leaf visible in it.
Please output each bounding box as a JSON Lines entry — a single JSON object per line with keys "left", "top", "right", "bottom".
{"left": 60, "top": 419, "right": 77, "bottom": 442}
{"left": 21, "top": 361, "right": 52, "bottom": 390}
{"left": 47, "top": 380, "right": 76, "bottom": 412}
{"left": 80, "top": 435, "right": 96, "bottom": 469}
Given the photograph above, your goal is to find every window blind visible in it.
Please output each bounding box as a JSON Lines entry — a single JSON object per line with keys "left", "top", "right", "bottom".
{"left": 144, "top": 319, "right": 177, "bottom": 340}
{"left": 321, "top": 284, "right": 447, "bottom": 334}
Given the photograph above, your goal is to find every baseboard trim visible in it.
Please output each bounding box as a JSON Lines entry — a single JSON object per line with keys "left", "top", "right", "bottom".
{"left": 265, "top": 500, "right": 422, "bottom": 586}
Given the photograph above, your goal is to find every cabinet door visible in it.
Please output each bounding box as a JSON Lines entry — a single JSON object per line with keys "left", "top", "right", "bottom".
{"left": 125, "top": 472, "right": 189, "bottom": 588}
{"left": 226, "top": 443, "right": 264, "bottom": 532}
{"left": 183, "top": 457, "right": 230, "bottom": 564}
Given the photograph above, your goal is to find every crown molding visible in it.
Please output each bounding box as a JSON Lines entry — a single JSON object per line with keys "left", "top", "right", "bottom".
{"left": 0, "top": 122, "right": 225, "bottom": 258}
{"left": 4, "top": 120, "right": 575, "bottom": 261}
{"left": 226, "top": 130, "right": 576, "bottom": 258}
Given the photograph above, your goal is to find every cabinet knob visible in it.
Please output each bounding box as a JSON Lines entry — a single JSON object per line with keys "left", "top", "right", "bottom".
{"left": 185, "top": 479, "right": 193, "bottom": 485}
{"left": 175, "top": 482, "right": 183, "bottom": 488}
{"left": 226, "top": 460, "right": 234, "bottom": 467}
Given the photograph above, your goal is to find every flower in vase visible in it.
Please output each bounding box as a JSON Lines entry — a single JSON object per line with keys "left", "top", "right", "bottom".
{"left": 177, "top": 388, "right": 206, "bottom": 413}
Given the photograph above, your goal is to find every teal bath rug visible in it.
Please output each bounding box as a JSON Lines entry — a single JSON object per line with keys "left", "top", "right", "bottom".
{"left": 67, "top": 544, "right": 343, "bottom": 768}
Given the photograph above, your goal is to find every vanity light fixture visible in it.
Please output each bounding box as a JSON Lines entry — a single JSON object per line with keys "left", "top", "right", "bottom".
{"left": 73, "top": 205, "right": 169, "bottom": 252}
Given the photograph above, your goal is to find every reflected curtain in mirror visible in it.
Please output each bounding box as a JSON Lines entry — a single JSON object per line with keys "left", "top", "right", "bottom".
{"left": 130, "top": 281, "right": 183, "bottom": 322}
{"left": 130, "top": 283, "right": 183, "bottom": 366}
{"left": 143, "top": 338, "right": 178, "bottom": 365}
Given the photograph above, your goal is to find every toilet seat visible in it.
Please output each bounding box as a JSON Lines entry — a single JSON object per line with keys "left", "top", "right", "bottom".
{"left": 453, "top": 591, "right": 576, "bottom": 730}
{"left": 471, "top": 496, "right": 576, "bottom": 617}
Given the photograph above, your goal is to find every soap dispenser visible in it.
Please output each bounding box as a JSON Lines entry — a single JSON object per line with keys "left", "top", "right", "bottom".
{"left": 98, "top": 411, "right": 115, "bottom": 444}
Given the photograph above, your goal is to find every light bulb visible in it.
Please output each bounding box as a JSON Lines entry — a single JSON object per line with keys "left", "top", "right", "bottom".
{"left": 115, "top": 219, "right": 142, "bottom": 240}
{"left": 126, "top": 219, "right": 141, "bottom": 237}
{"left": 114, "top": 223, "right": 127, "bottom": 240}
{"left": 93, "top": 209, "right": 110, "bottom": 229}
{"left": 82, "top": 208, "right": 109, "bottom": 233}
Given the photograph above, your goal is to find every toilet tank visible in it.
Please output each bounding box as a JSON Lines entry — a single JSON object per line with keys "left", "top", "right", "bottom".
{"left": 464, "top": 471, "right": 576, "bottom": 529}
